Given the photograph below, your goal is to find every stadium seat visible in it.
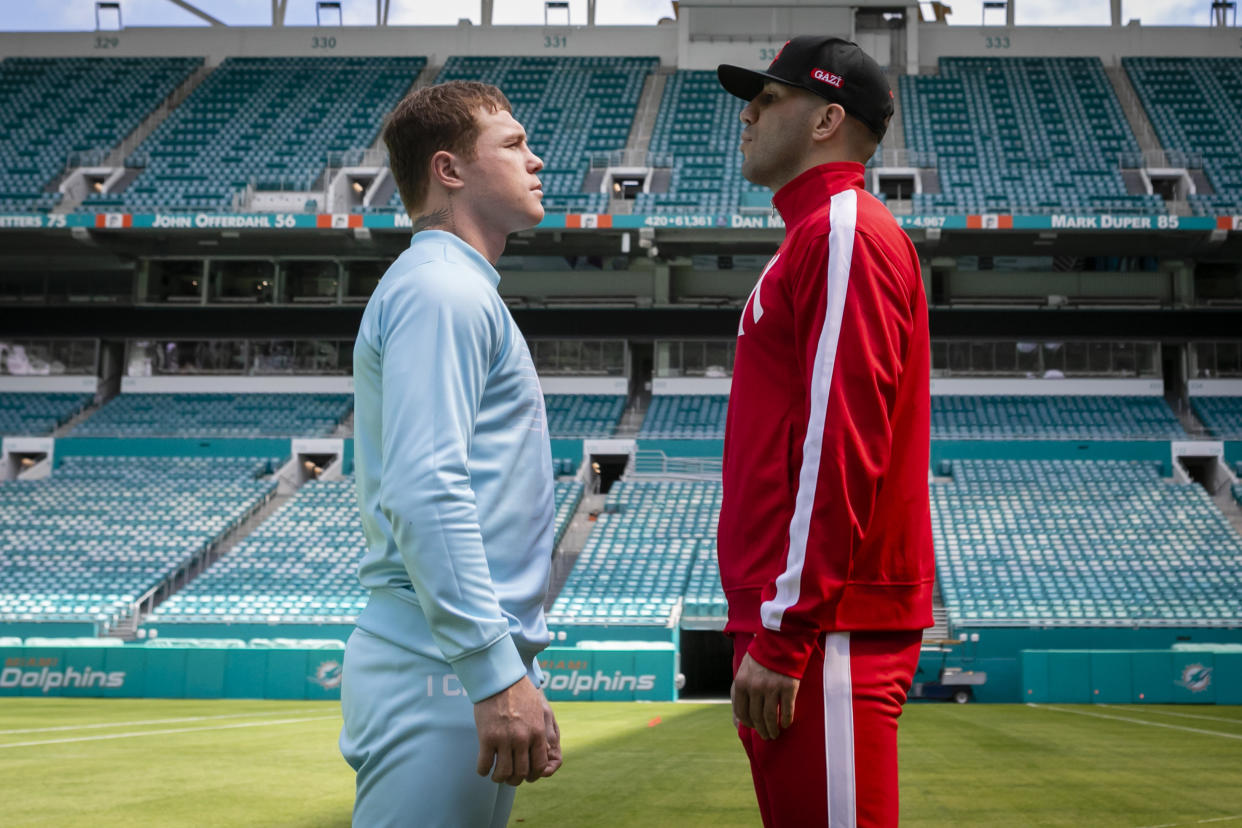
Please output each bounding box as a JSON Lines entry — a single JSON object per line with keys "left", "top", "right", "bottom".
{"left": 148, "top": 474, "right": 581, "bottom": 625}
{"left": 386, "top": 56, "right": 655, "bottom": 214}
{"left": 638, "top": 395, "right": 728, "bottom": 439}
{"left": 1189, "top": 396, "right": 1242, "bottom": 440}
{"left": 901, "top": 58, "right": 1161, "bottom": 215}
{"left": 0, "top": 57, "right": 200, "bottom": 211}
{"left": 543, "top": 394, "right": 625, "bottom": 438}
{"left": 643, "top": 71, "right": 771, "bottom": 214}
{"left": 93, "top": 57, "right": 424, "bottom": 212}
{"left": 931, "top": 395, "right": 1186, "bottom": 440}
{"left": 0, "top": 455, "right": 277, "bottom": 629}
{"left": 0, "top": 392, "right": 92, "bottom": 436}
{"left": 1124, "top": 58, "right": 1242, "bottom": 216}
{"left": 548, "top": 479, "right": 723, "bottom": 625}
{"left": 932, "top": 459, "right": 1242, "bottom": 626}
{"left": 72, "top": 392, "right": 352, "bottom": 438}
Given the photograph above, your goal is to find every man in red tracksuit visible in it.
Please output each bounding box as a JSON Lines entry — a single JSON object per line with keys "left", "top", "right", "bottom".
{"left": 716, "top": 37, "right": 934, "bottom": 827}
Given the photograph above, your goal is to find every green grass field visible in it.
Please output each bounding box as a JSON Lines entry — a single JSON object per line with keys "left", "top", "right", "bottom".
{"left": 2, "top": 699, "right": 1241, "bottom": 827}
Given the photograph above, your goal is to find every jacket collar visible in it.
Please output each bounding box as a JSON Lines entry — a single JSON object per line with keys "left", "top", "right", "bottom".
{"left": 772, "top": 161, "right": 866, "bottom": 229}
{"left": 411, "top": 229, "right": 502, "bottom": 288}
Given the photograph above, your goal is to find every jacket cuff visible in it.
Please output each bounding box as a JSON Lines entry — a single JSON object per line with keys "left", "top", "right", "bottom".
{"left": 451, "top": 633, "right": 528, "bottom": 703}
{"left": 748, "top": 626, "right": 818, "bottom": 680}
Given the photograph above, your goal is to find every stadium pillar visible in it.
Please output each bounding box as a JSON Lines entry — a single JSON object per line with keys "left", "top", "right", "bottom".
{"left": 1166, "top": 260, "right": 1193, "bottom": 305}
{"left": 1110, "top": 0, "right": 1122, "bottom": 26}
{"left": 653, "top": 263, "right": 670, "bottom": 306}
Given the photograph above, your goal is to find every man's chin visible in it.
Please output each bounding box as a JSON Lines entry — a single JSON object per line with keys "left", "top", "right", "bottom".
{"left": 522, "top": 203, "right": 546, "bottom": 229}
{"left": 740, "top": 161, "right": 766, "bottom": 187}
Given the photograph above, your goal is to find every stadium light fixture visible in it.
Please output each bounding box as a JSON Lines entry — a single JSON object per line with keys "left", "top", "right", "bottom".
{"left": 545, "top": 0, "right": 570, "bottom": 26}
{"left": 1212, "top": 0, "right": 1237, "bottom": 26}
{"left": 317, "top": 1, "right": 343, "bottom": 26}
{"left": 95, "top": 2, "right": 121, "bottom": 31}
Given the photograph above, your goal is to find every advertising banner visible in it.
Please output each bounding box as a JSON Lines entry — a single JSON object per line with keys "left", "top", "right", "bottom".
{"left": 0, "top": 212, "right": 1235, "bottom": 233}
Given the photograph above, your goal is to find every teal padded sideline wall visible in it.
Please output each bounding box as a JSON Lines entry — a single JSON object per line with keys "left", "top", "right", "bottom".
{"left": 938, "top": 627, "right": 1242, "bottom": 702}
{"left": 0, "top": 644, "right": 345, "bottom": 700}
{"left": 1021, "top": 649, "right": 1242, "bottom": 704}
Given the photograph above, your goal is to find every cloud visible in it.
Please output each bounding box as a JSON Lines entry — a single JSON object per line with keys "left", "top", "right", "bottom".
{"left": 939, "top": 0, "right": 1210, "bottom": 26}
{"left": 0, "top": 0, "right": 1215, "bottom": 30}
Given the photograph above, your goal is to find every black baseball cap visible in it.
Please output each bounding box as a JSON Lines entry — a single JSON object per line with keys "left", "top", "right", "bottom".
{"left": 718, "top": 36, "right": 893, "bottom": 140}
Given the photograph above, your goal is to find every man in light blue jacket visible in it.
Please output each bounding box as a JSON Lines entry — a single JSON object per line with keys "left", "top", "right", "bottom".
{"left": 340, "top": 80, "right": 560, "bottom": 827}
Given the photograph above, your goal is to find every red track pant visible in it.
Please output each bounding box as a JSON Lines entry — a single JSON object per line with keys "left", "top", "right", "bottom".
{"left": 732, "top": 630, "right": 923, "bottom": 827}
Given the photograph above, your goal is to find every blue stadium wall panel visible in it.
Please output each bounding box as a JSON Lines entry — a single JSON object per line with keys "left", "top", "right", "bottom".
{"left": 943, "top": 627, "right": 1242, "bottom": 702}
{"left": 1021, "top": 650, "right": 1242, "bottom": 704}
{"left": 0, "top": 644, "right": 345, "bottom": 700}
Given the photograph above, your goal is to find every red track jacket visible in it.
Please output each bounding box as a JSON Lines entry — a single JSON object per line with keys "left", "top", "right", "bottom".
{"left": 718, "top": 162, "right": 934, "bottom": 680}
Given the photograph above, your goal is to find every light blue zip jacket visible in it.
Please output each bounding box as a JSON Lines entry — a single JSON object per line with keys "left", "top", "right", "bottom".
{"left": 352, "top": 230, "right": 553, "bottom": 702}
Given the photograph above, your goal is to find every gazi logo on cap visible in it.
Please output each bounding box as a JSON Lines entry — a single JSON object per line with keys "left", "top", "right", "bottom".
{"left": 811, "top": 68, "right": 844, "bottom": 88}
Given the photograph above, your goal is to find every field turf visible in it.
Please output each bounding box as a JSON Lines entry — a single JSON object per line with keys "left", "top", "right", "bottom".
{"left": 2, "top": 699, "right": 1240, "bottom": 826}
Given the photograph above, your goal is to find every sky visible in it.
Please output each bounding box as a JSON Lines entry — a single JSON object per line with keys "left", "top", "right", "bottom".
{"left": 0, "top": 0, "right": 1218, "bottom": 30}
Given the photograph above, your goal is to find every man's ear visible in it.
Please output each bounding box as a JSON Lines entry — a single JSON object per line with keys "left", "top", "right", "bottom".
{"left": 429, "top": 149, "right": 466, "bottom": 192}
{"left": 810, "top": 103, "right": 847, "bottom": 145}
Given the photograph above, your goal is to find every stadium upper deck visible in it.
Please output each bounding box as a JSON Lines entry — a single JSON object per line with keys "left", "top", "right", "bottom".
{"left": 1, "top": 6, "right": 1241, "bottom": 226}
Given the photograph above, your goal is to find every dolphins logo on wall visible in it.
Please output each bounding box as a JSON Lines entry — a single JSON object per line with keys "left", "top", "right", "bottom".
{"left": 310, "top": 660, "right": 343, "bottom": 690}
{"left": 1175, "top": 663, "right": 1212, "bottom": 693}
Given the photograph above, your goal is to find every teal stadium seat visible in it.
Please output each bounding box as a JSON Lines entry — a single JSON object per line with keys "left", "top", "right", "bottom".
{"left": 0, "top": 456, "right": 277, "bottom": 629}
{"left": 548, "top": 480, "right": 722, "bottom": 625}
{"left": 89, "top": 57, "right": 425, "bottom": 212}
{"left": 1124, "top": 58, "right": 1242, "bottom": 216}
{"left": 931, "top": 395, "right": 1186, "bottom": 440}
{"left": 901, "top": 58, "right": 1161, "bottom": 215}
{"left": 147, "top": 474, "right": 582, "bottom": 625}
{"left": 0, "top": 392, "right": 92, "bottom": 436}
{"left": 397, "top": 56, "right": 656, "bottom": 215}
{"left": 638, "top": 395, "right": 728, "bottom": 439}
{"left": 72, "top": 393, "right": 352, "bottom": 438}
{"left": 1189, "top": 396, "right": 1242, "bottom": 440}
{"left": 932, "top": 459, "right": 1242, "bottom": 626}
{"left": 641, "top": 71, "right": 772, "bottom": 215}
{"left": 543, "top": 394, "right": 625, "bottom": 438}
{"left": 149, "top": 475, "right": 368, "bottom": 624}
{"left": 0, "top": 57, "right": 200, "bottom": 211}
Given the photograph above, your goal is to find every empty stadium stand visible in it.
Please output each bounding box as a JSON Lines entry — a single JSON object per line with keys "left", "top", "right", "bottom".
{"left": 638, "top": 395, "right": 728, "bottom": 439}
{"left": 543, "top": 393, "right": 625, "bottom": 438}
{"left": 931, "top": 395, "right": 1186, "bottom": 440}
{"left": 902, "top": 58, "right": 1162, "bottom": 215}
{"left": 0, "top": 455, "right": 277, "bottom": 630}
{"left": 642, "top": 70, "right": 770, "bottom": 214}
{"left": 931, "top": 459, "right": 1242, "bottom": 625}
{"left": 0, "top": 57, "right": 201, "bottom": 211}
{"left": 148, "top": 474, "right": 582, "bottom": 626}
{"left": 71, "top": 393, "right": 352, "bottom": 438}
{"left": 149, "top": 476, "right": 366, "bottom": 624}
{"left": 1123, "top": 57, "right": 1242, "bottom": 216}
{"left": 548, "top": 479, "right": 721, "bottom": 624}
{"left": 90, "top": 57, "right": 424, "bottom": 212}
{"left": 1190, "top": 396, "right": 1242, "bottom": 440}
{"left": 682, "top": 543, "right": 727, "bottom": 622}
{"left": 0, "top": 392, "right": 91, "bottom": 436}
{"left": 424, "top": 56, "right": 656, "bottom": 214}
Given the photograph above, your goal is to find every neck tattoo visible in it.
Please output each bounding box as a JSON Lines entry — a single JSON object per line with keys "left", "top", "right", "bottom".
{"left": 410, "top": 206, "right": 452, "bottom": 234}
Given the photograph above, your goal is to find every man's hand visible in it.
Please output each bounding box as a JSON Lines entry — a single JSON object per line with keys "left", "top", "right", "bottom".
{"left": 474, "top": 676, "right": 548, "bottom": 786}
{"left": 731, "top": 652, "right": 800, "bottom": 741}
{"left": 540, "top": 694, "right": 563, "bottom": 778}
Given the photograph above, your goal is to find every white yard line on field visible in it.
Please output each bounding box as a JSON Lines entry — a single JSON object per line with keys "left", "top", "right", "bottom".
{"left": 1134, "top": 814, "right": 1242, "bottom": 828}
{"left": 1098, "top": 705, "right": 1242, "bottom": 726}
{"left": 0, "top": 715, "right": 340, "bottom": 749}
{"left": 1028, "top": 703, "right": 1242, "bottom": 741}
{"left": 0, "top": 707, "right": 327, "bottom": 735}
